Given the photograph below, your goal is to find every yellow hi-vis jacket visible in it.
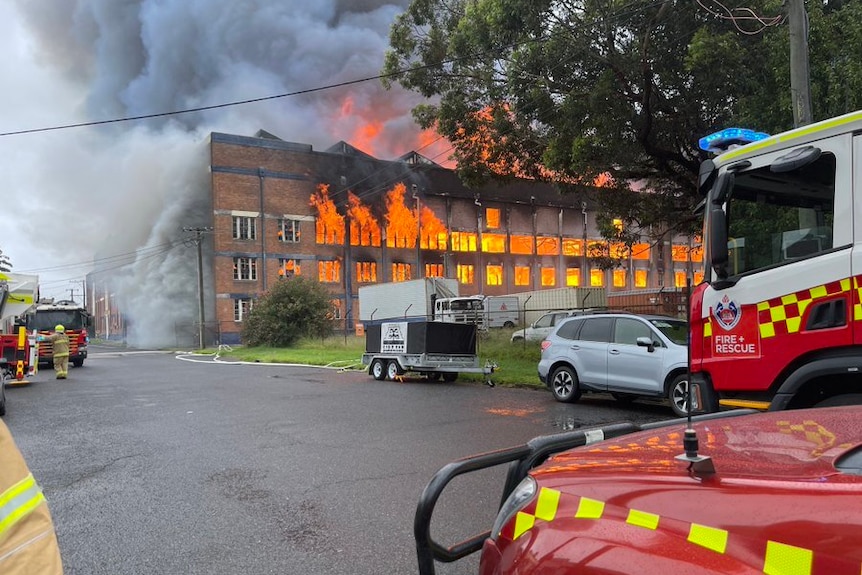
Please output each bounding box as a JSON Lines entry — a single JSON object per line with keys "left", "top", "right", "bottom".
{"left": 0, "top": 420, "right": 63, "bottom": 574}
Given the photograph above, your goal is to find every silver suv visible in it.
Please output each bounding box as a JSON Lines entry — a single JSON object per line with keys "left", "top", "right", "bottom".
{"left": 538, "top": 313, "right": 690, "bottom": 416}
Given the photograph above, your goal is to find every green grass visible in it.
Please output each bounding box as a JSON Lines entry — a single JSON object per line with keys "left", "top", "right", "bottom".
{"left": 219, "top": 329, "right": 545, "bottom": 387}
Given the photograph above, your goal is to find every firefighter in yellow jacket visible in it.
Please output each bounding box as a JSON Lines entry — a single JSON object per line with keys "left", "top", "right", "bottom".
{"left": 0, "top": 419, "right": 64, "bottom": 574}
{"left": 38, "top": 325, "right": 70, "bottom": 380}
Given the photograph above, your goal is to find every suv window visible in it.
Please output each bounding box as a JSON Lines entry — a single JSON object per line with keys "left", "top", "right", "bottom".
{"left": 613, "top": 318, "right": 656, "bottom": 346}
{"left": 555, "top": 318, "right": 583, "bottom": 340}
{"left": 578, "top": 317, "right": 612, "bottom": 343}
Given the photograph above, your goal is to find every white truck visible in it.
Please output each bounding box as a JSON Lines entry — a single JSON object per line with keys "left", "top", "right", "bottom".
{"left": 433, "top": 295, "right": 520, "bottom": 329}
{"left": 358, "top": 278, "right": 459, "bottom": 323}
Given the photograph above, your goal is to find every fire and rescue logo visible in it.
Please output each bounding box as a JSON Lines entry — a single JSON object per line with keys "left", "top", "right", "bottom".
{"left": 714, "top": 295, "right": 741, "bottom": 331}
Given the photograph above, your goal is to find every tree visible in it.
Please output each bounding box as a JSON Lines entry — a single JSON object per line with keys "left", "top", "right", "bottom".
{"left": 383, "top": 0, "right": 862, "bottom": 246}
{"left": 241, "top": 276, "right": 334, "bottom": 347}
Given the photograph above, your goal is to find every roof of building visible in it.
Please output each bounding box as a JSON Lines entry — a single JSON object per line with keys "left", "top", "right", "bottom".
{"left": 210, "top": 131, "right": 595, "bottom": 211}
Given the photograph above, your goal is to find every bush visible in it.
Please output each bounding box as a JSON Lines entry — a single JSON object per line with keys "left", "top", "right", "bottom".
{"left": 241, "top": 276, "right": 334, "bottom": 347}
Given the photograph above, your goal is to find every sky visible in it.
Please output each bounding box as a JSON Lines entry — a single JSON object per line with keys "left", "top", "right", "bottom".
{"left": 0, "top": 0, "right": 451, "bottom": 346}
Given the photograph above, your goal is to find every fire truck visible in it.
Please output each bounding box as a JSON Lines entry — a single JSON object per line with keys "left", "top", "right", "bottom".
{"left": 691, "top": 109, "right": 862, "bottom": 412}
{"left": 0, "top": 273, "right": 39, "bottom": 414}
{"left": 25, "top": 299, "right": 91, "bottom": 368}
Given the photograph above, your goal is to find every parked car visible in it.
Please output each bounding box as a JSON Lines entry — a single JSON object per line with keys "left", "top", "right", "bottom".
{"left": 415, "top": 405, "right": 862, "bottom": 575}
{"left": 538, "top": 313, "right": 689, "bottom": 416}
{"left": 510, "top": 310, "right": 587, "bottom": 342}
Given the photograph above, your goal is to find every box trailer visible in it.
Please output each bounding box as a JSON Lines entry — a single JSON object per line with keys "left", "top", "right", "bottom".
{"left": 361, "top": 320, "right": 495, "bottom": 383}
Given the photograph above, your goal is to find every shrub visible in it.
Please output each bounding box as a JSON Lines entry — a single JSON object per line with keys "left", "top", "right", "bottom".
{"left": 241, "top": 276, "right": 334, "bottom": 347}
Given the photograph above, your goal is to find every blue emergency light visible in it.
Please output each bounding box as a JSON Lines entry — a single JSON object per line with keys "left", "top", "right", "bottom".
{"left": 698, "top": 128, "right": 770, "bottom": 153}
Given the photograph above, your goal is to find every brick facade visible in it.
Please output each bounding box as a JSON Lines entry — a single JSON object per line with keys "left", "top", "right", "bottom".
{"left": 208, "top": 132, "right": 701, "bottom": 344}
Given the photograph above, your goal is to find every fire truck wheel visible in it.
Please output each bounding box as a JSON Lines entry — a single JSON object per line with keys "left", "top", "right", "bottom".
{"left": 0, "top": 377, "right": 6, "bottom": 417}
{"left": 668, "top": 375, "right": 690, "bottom": 417}
{"left": 370, "top": 358, "right": 387, "bottom": 380}
{"left": 551, "top": 366, "right": 581, "bottom": 403}
{"left": 442, "top": 372, "right": 458, "bottom": 382}
{"left": 72, "top": 359, "right": 84, "bottom": 368}
{"left": 386, "top": 361, "right": 403, "bottom": 380}
{"left": 814, "top": 394, "right": 862, "bottom": 407}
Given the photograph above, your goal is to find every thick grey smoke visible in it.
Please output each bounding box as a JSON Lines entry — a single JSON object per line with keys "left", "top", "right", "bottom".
{"left": 5, "top": 0, "right": 436, "bottom": 347}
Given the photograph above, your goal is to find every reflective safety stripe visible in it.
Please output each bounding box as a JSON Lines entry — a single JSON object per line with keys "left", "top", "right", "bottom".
{"left": 0, "top": 474, "right": 45, "bottom": 536}
{"left": 574, "top": 497, "right": 604, "bottom": 519}
{"left": 534, "top": 488, "right": 559, "bottom": 522}
{"left": 688, "top": 523, "right": 728, "bottom": 553}
{"left": 626, "top": 509, "right": 659, "bottom": 530}
{"left": 764, "top": 540, "right": 812, "bottom": 575}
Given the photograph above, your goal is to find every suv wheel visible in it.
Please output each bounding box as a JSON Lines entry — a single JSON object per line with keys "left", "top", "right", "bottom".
{"left": 668, "top": 374, "right": 690, "bottom": 417}
{"left": 550, "top": 366, "right": 581, "bottom": 403}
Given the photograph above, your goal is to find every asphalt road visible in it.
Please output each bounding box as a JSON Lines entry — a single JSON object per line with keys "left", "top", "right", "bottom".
{"left": 4, "top": 345, "right": 674, "bottom": 575}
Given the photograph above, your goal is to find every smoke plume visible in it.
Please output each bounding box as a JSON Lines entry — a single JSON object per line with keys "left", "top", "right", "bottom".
{"left": 4, "top": 0, "right": 439, "bottom": 347}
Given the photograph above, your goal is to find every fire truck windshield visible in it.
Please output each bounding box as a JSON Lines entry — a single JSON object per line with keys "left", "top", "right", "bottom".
{"left": 28, "top": 310, "right": 87, "bottom": 331}
{"left": 718, "top": 152, "right": 835, "bottom": 276}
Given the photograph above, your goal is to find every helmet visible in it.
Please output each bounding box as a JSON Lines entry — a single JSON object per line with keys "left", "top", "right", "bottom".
{"left": 55, "top": 324, "right": 65, "bottom": 332}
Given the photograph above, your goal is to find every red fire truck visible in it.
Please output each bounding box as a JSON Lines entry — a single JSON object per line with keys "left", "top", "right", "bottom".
{"left": 691, "top": 110, "right": 862, "bottom": 412}
{"left": 25, "top": 299, "right": 91, "bottom": 368}
{"left": 0, "top": 272, "right": 39, "bottom": 390}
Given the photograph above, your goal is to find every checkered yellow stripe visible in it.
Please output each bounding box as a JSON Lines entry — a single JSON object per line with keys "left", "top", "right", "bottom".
{"left": 504, "top": 487, "right": 843, "bottom": 573}
{"left": 746, "top": 279, "right": 848, "bottom": 339}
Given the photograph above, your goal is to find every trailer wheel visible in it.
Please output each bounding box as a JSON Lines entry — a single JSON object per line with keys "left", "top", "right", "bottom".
{"left": 370, "top": 358, "right": 386, "bottom": 380}
{"left": 425, "top": 372, "right": 442, "bottom": 381}
{"left": 442, "top": 372, "right": 458, "bottom": 382}
{"left": 386, "top": 361, "right": 403, "bottom": 380}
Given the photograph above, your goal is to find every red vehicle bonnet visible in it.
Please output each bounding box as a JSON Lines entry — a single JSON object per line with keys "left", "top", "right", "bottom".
{"left": 485, "top": 406, "right": 862, "bottom": 574}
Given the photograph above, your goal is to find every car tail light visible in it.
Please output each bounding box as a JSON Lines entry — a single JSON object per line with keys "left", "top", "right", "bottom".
{"left": 540, "top": 340, "right": 552, "bottom": 352}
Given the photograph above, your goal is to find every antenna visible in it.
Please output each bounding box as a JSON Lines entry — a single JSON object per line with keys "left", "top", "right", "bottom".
{"left": 675, "top": 276, "right": 715, "bottom": 475}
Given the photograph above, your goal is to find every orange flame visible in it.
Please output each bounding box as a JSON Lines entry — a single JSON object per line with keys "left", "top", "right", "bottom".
{"left": 310, "top": 184, "right": 345, "bottom": 244}
{"left": 347, "top": 192, "right": 381, "bottom": 246}
{"left": 419, "top": 205, "right": 448, "bottom": 250}
{"left": 385, "top": 183, "right": 418, "bottom": 248}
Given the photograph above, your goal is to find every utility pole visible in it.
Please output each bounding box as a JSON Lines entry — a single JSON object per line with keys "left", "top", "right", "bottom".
{"left": 788, "top": 0, "right": 812, "bottom": 127}
{"left": 184, "top": 226, "right": 213, "bottom": 349}
{"left": 412, "top": 185, "right": 421, "bottom": 278}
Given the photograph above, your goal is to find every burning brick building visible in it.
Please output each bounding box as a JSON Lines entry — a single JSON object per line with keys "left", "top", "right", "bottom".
{"left": 209, "top": 130, "right": 702, "bottom": 344}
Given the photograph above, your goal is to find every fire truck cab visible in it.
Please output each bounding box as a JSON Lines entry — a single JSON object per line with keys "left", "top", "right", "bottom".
{"left": 25, "top": 299, "right": 92, "bottom": 368}
{"left": 692, "top": 110, "right": 862, "bottom": 412}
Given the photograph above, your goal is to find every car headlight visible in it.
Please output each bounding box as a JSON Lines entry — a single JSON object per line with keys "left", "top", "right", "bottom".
{"left": 490, "top": 476, "right": 537, "bottom": 541}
